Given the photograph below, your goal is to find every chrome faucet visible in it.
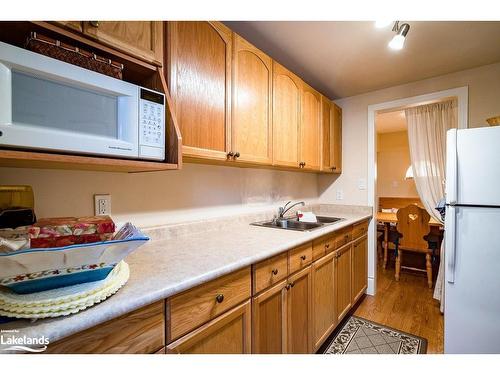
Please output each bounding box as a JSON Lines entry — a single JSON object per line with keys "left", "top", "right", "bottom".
{"left": 277, "top": 201, "right": 305, "bottom": 220}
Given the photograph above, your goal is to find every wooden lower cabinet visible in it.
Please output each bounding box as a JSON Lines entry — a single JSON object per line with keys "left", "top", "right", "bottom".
{"left": 352, "top": 235, "right": 368, "bottom": 304}
{"left": 252, "top": 267, "right": 312, "bottom": 354}
{"left": 167, "top": 301, "right": 251, "bottom": 354}
{"left": 46, "top": 301, "right": 165, "bottom": 354}
{"left": 252, "top": 279, "right": 287, "bottom": 353}
{"left": 311, "top": 252, "right": 336, "bottom": 351}
{"left": 335, "top": 243, "right": 352, "bottom": 322}
{"left": 286, "top": 266, "right": 312, "bottom": 353}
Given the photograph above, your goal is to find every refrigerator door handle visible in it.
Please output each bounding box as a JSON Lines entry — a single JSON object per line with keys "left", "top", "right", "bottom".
{"left": 446, "top": 129, "right": 458, "bottom": 205}
{"left": 446, "top": 205, "right": 457, "bottom": 283}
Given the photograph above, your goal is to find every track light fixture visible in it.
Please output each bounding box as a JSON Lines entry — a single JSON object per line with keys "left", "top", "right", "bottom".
{"left": 388, "top": 21, "right": 410, "bottom": 50}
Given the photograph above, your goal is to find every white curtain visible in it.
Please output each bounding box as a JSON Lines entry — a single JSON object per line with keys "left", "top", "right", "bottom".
{"left": 405, "top": 99, "right": 458, "bottom": 312}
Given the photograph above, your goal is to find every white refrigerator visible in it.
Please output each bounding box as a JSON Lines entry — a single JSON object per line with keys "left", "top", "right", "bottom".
{"left": 445, "top": 126, "right": 500, "bottom": 353}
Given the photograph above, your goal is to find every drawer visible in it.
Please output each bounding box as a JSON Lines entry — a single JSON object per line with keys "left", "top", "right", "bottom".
{"left": 312, "top": 234, "right": 335, "bottom": 260}
{"left": 253, "top": 252, "right": 288, "bottom": 294}
{"left": 289, "top": 242, "right": 313, "bottom": 274}
{"left": 352, "top": 220, "right": 368, "bottom": 239}
{"left": 167, "top": 267, "right": 251, "bottom": 342}
{"left": 334, "top": 226, "right": 352, "bottom": 249}
{"left": 46, "top": 301, "right": 165, "bottom": 354}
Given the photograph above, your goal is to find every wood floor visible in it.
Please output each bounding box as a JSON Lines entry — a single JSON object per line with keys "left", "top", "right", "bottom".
{"left": 354, "top": 264, "right": 444, "bottom": 353}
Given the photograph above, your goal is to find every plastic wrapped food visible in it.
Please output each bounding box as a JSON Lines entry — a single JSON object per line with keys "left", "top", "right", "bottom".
{"left": 28, "top": 216, "right": 115, "bottom": 248}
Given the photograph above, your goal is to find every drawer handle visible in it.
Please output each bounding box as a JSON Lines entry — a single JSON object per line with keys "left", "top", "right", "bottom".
{"left": 215, "top": 294, "right": 224, "bottom": 303}
{"left": 300, "top": 255, "right": 307, "bottom": 261}
{"left": 272, "top": 268, "right": 279, "bottom": 275}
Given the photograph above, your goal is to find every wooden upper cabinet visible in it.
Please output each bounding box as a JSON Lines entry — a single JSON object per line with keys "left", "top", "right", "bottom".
{"left": 231, "top": 34, "right": 273, "bottom": 165}
{"left": 300, "top": 82, "right": 321, "bottom": 170}
{"left": 168, "top": 21, "right": 232, "bottom": 161}
{"left": 330, "top": 103, "right": 343, "bottom": 173}
{"left": 320, "top": 95, "right": 341, "bottom": 173}
{"left": 82, "top": 21, "right": 163, "bottom": 65}
{"left": 272, "top": 62, "right": 301, "bottom": 168}
{"left": 52, "top": 21, "right": 83, "bottom": 33}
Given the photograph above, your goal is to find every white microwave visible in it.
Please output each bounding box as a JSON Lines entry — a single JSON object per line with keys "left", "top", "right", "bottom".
{"left": 0, "top": 41, "right": 166, "bottom": 161}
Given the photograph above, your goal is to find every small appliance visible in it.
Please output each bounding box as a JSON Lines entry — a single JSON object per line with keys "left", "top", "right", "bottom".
{"left": 0, "top": 41, "right": 165, "bottom": 161}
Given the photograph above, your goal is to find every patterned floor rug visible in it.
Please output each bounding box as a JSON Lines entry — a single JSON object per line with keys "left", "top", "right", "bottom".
{"left": 323, "top": 316, "right": 427, "bottom": 354}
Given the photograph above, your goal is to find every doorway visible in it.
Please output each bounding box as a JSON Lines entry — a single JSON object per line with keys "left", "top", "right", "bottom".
{"left": 366, "top": 86, "right": 468, "bottom": 295}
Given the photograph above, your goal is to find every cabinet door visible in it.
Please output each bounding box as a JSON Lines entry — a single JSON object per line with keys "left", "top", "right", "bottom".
{"left": 287, "top": 266, "right": 312, "bottom": 354}
{"left": 168, "top": 21, "right": 232, "bottom": 161}
{"left": 311, "top": 252, "right": 336, "bottom": 351}
{"left": 83, "top": 21, "right": 163, "bottom": 65}
{"left": 320, "top": 95, "right": 331, "bottom": 172}
{"left": 167, "top": 301, "right": 251, "bottom": 354}
{"left": 300, "top": 83, "right": 321, "bottom": 170}
{"left": 231, "top": 34, "right": 272, "bottom": 165}
{"left": 335, "top": 243, "right": 352, "bottom": 322}
{"left": 272, "top": 61, "right": 301, "bottom": 168}
{"left": 330, "top": 103, "right": 342, "bottom": 173}
{"left": 252, "top": 279, "right": 287, "bottom": 354}
{"left": 352, "top": 235, "right": 368, "bottom": 304}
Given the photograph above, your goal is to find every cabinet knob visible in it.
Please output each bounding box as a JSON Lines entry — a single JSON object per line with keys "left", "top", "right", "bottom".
{"left": 344, "top": 234, "right": 349, "bottom": 239}
{"left": 89, "top": 21, "right": 100, "bottom": 27}
{"left": 234, "top": 152, "right": 240, "bottom": 158}
{"left": 215, "top": 294, "right": 224, "bottom": 303}
{"left": 290, "top": 281, "right": 295, "bottom": 288}
{"left": 325, "top": 243, "right": 330, "bottom": 249}
{"left": 285, "top": 284, "right": 291, "bottom": 290}
{"left": 272, "top": 268, "right": 278, "bottom": 275}
{"left": 227, "top": 151, "right": 234, "bottom": 159}
{"left": 300, "top": 255, "right": 306, "bottom": 261}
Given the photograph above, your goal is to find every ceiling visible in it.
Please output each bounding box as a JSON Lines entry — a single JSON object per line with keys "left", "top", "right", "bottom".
{"left": 376, "top": 110, "right": 407, "bottom": 133}
{"left": 224, "top": 21, "right": 500, "bottom": 99}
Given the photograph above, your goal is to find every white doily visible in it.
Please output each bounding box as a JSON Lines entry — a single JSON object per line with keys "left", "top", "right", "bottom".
{"left": 0, "top": 261, "right": 129, "bottom": 319}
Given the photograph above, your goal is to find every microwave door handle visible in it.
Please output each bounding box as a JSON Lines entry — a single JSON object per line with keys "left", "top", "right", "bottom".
{"left": 0, "top": 62, "right": 12, "bottom": 125}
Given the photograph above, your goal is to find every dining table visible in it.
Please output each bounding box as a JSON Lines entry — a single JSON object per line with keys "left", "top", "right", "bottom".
{"left": 376, "top": 212, "right": 443, "bottom": 269}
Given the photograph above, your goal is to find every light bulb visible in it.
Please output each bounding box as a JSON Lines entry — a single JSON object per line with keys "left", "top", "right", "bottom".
{"left": 375, "top": 20, "right": 392, "bottom": 28}
{"left": 388, "top": 34, "right": 405, "bottom": 50}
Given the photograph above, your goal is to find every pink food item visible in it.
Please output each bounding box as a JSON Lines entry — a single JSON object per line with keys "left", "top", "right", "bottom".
{"left": 28, "top": 216, "right": 115, "bottom": 248}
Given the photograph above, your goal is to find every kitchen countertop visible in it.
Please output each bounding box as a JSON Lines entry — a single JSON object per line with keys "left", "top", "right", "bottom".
{"left": 0, "top": 204, "right": 372, "bottom": 345}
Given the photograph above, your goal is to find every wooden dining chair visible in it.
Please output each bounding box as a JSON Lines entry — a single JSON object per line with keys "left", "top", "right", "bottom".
{"left": 395, "top": 204, "right": 433, "bottom": 288}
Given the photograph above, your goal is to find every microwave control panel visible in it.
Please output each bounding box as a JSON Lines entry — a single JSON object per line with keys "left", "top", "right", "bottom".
{"left": 139, "top": 88, "right": 165, "bottom": 152}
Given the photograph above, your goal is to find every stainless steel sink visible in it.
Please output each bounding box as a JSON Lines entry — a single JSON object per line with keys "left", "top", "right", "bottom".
{"left": 251, "top": 216, "right": 343, "bottom": 232}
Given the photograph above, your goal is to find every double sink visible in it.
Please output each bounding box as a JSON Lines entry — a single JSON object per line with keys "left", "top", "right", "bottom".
{"left": 251, "top": 215, "right": 343, "bottom": 232}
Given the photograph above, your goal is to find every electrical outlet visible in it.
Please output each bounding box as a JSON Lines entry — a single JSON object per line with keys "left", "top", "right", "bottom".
{"left": 336, "top": 189, "right": 344, "bottom": 200}
{"left": 94, "top": 194, "right": 111, "bottom": 216}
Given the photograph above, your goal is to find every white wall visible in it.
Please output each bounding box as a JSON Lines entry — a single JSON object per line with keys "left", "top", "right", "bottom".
{"left": 319, "top": 62, "right": 500, "bottom": 206}
{"left": 0, "top": 163, "right": 319, "bottom": 228}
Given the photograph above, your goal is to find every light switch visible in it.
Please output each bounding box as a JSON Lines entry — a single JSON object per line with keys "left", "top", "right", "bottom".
{"left": 358, "top": 178, "right": 367, "bottom": 190}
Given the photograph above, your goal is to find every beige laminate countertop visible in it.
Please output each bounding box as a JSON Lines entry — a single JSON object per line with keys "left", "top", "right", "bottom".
{"left": 1, "top": 206, "right": 372, "bottom": 344}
